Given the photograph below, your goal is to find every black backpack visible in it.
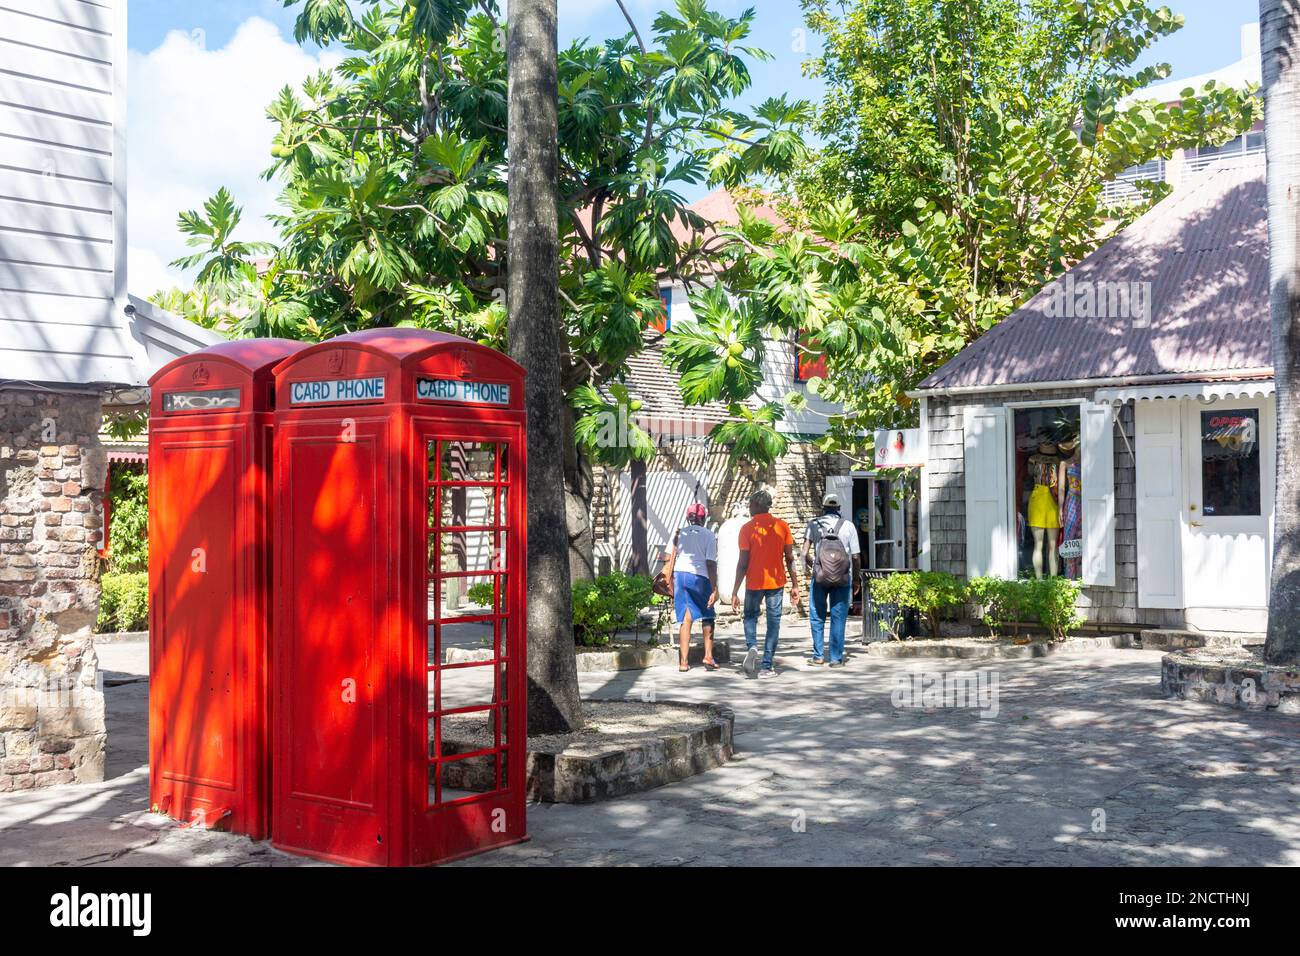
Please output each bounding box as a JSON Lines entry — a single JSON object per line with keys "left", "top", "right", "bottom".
{"left": 810, "top": 516, "right": 851, "bottom": 587}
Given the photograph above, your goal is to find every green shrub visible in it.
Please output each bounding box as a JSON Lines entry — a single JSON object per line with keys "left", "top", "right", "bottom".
{"left": 97, "top": 572, "right": 148, "bottom": 633}
{"left": 466, "top": 580, "right": 495, "bottom": 607}
{"left": 965, "top": 576, "right": 1082, "bottom": 639}
{"left": 869, "top": 571, "right": 965, "bottom": 639}
{"left": 571, "top": 572, "right": 657, "bottom": 647}
{"left": 966, "top": 576, "right": 1029, "bottom": 637}
{"left": 1024, "top": 577, "right": 1082, "bottom": 641}
{"left": 106, "top": 466, "right": 148, "bottom": 574}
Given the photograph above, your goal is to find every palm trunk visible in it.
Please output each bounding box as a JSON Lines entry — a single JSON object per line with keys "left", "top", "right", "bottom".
{"left": 507, "top": 0, "right": 585, "bottom": 731}
{"left": 1263, "top": 0, "right": 1300, "bottom": 665}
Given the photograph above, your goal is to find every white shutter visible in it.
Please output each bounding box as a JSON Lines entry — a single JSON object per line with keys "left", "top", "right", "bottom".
{"left": 918, "top": 397, "right": 931, "bottom": 570}
{"left": 963, "top": 406, "right": 1011, "bottom": 578}
{"left": 1134, "top": 400, "right": 1184, "bottom": 607}
{"left": 1081, "top": 402, "right": 1116, "bottom": 586}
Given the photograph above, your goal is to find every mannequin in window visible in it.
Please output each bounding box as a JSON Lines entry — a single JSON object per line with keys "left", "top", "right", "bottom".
{"left": 1027, "top": 442, "right": 1064, "bottom": 578}
{"left": 1058, "top": 438, "right": 1082, "bottom": 579}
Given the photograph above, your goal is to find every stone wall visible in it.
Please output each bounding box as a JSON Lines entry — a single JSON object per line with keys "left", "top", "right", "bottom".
{"left": 0, "top": 388, "right": 107, "bottom": 791}
{"left": 924, "top": 387, "right": 1181, "bottom": 628}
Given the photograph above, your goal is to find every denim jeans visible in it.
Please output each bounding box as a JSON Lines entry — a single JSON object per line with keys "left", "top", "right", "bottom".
{"left": 809, "top": 581, "right": 851, "bottom": 663}
{"left": 743, "top": 588, "right": 784, "bottom": 669}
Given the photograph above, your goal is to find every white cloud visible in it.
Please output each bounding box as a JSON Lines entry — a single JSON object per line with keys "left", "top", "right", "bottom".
{"left": 127, "top": 17, "right": 342, "bottom": 296}
{"left": 126, "top": 245, "right": 176, "bottom": 303}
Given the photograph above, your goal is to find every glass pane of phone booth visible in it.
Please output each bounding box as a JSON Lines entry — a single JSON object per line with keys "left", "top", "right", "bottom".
{"left": 426, "top": 439, "right": 509, "bottom": 807}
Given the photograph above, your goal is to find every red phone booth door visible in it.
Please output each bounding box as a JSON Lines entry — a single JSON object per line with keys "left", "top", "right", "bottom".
{"left": 151, "top": 434, "right": 242, "bottom": 821}
{"left": 422, "top": 426, "right": 525, "bottom": 860}
{"left": 274, "top": 417, "right": 392, "bottom": 863}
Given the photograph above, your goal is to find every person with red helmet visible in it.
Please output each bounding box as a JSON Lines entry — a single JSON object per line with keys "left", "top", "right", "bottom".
{"left": 664, "top": 501, "right": 719, "bottom": 672}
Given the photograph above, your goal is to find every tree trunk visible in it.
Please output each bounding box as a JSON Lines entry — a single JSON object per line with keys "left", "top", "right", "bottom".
{"left": 507, "top": 0, "right": 585, "bottom": 731}
{"left": 628, "top": 456, "right": 650, "bottom": 575}
{"left": 562, "top": 403, "right": 597, "bottom": 582}
{"left": 1263, "top": 0, "right": 1300, "bottom": 665}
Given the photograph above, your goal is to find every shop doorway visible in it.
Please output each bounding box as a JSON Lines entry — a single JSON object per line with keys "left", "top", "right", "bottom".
{"left": 833, "top": 473, "right": 916, "bottom": 570}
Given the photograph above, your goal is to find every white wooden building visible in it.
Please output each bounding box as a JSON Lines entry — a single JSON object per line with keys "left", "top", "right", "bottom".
{"left": 912, "top": 155, "right": 1271, "bottom": 632}
{"left": 0, "top": 0, "right": 222, "bottom": 391}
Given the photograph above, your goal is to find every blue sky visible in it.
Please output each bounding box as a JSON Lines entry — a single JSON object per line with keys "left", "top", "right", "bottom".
{"left": 125, "top": 0, "right": 1261, "bottom": 295}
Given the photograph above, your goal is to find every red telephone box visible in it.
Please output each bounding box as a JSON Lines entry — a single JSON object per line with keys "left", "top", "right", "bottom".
{"left": 270, "top": 328, "right": 527, "bottom": 866}
{"left": 147, "top": 338, "right": 308, "bottom": 837}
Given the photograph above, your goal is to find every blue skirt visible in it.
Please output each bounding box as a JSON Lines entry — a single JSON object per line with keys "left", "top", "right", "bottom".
{"left": 673, "top": 571, "right": 715, "bottom": 623}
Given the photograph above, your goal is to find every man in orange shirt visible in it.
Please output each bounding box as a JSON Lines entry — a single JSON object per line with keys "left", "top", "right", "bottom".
{"left": 730, "top": 489, "right": 800, "bottom": 678}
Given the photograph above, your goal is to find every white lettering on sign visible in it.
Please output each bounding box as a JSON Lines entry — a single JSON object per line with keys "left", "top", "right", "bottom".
{"left": 416, "top": 378, "right": 510, "bottom": 406}
{"left": 290, "top": 377, "right": 386, "bottom": 405}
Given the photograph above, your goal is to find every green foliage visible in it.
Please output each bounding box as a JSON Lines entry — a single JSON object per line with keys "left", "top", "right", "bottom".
{"left": 664, "top": 285, "right": 767, "bottom": 405}
{"left": 102, "top": 409, "right": 148, "bottom": 443}
{"left": 1024, "top": 577, "right": 1083, "bottom": 641}
{"left": 747, "top": 0, "right": 1265, "bottom": 462}
{"left": 172, "top": 187, "right": 273, "bottom": 302}
{"left": 966, "top": 575, "right": 1028, "bottom": 637}
{"left": 658, "top": 284, "right": 794, "bottom": 465}
{"left": 465, "top": 580, "right": 495, "bottom": 607}
{"left": 97, "top": 572, "right": 149, "bottom": 634}
{"left": 709, "top": 402, "right": 789, "bottom": 465}
{"left": 170, "top": 0, "right": 809, "bottom": 471}
{"left": 571, "top": 572, "right": 657, "bottom": 646}
{"left": 869, "top": 571, "right": 967, "bottom": 639}
{"left": 106, "top": 467, "right": 149, "bottom": 573}
{"left": 571, "top": 382, "right": 656, "bottom": 469}
{"left": 964, "top": 575, "right": 1082, "bottom": 639}
{"left": 148, "top": 287, "right": 241, "bottom": 336}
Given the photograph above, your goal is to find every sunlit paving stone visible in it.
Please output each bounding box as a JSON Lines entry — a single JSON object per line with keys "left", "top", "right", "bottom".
{"left": 6, "top": 640, "right": 1300, "bottom": 866}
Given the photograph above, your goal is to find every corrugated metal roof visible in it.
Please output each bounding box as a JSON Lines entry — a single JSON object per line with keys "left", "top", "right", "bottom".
{"left": 916, "top": 153, "right": 1271, "bottom": 392}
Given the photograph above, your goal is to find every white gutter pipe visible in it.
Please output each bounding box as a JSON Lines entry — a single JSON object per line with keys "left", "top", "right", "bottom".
{"left": 906, "top": 368, "right": 1275, "bottom": 399}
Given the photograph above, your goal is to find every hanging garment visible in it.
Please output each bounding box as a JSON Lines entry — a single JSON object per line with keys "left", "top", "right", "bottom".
{"left": 1030, "top": 456, "right": 1058, "bottom": 488}
{"left": 1028, "top": 485, "right": 1060, "bottom": 529}
{"left": 1061, "top": 459, "right": 1082, "bottom": 577}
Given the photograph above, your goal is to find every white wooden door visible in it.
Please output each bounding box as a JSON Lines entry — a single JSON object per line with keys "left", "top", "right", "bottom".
{"left": 1134, "top": 400, "right": 1184, "bottom": 609}
{"left": 1181, "top": 397, "right": 1273, "bottom": 630}
{"left": 963, "top": 406, "right": 1013, "bottom": 578}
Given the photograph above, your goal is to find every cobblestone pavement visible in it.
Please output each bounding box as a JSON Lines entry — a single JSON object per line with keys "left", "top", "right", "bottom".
{"left": 3, "top": 638, "right": 1297, "bottom": 866}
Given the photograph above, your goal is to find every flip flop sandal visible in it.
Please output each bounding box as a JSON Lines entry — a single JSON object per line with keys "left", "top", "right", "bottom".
{"left": 701, "top": 658, "right": 719, "bottom": 670}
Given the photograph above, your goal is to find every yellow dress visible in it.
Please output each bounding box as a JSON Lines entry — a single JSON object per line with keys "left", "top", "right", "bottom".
{"left": 1028, "top": 485, "right": 1060, "bottom": 529}
{"left": 1027, "top": 457, "right": 1060, "bottom": 529}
